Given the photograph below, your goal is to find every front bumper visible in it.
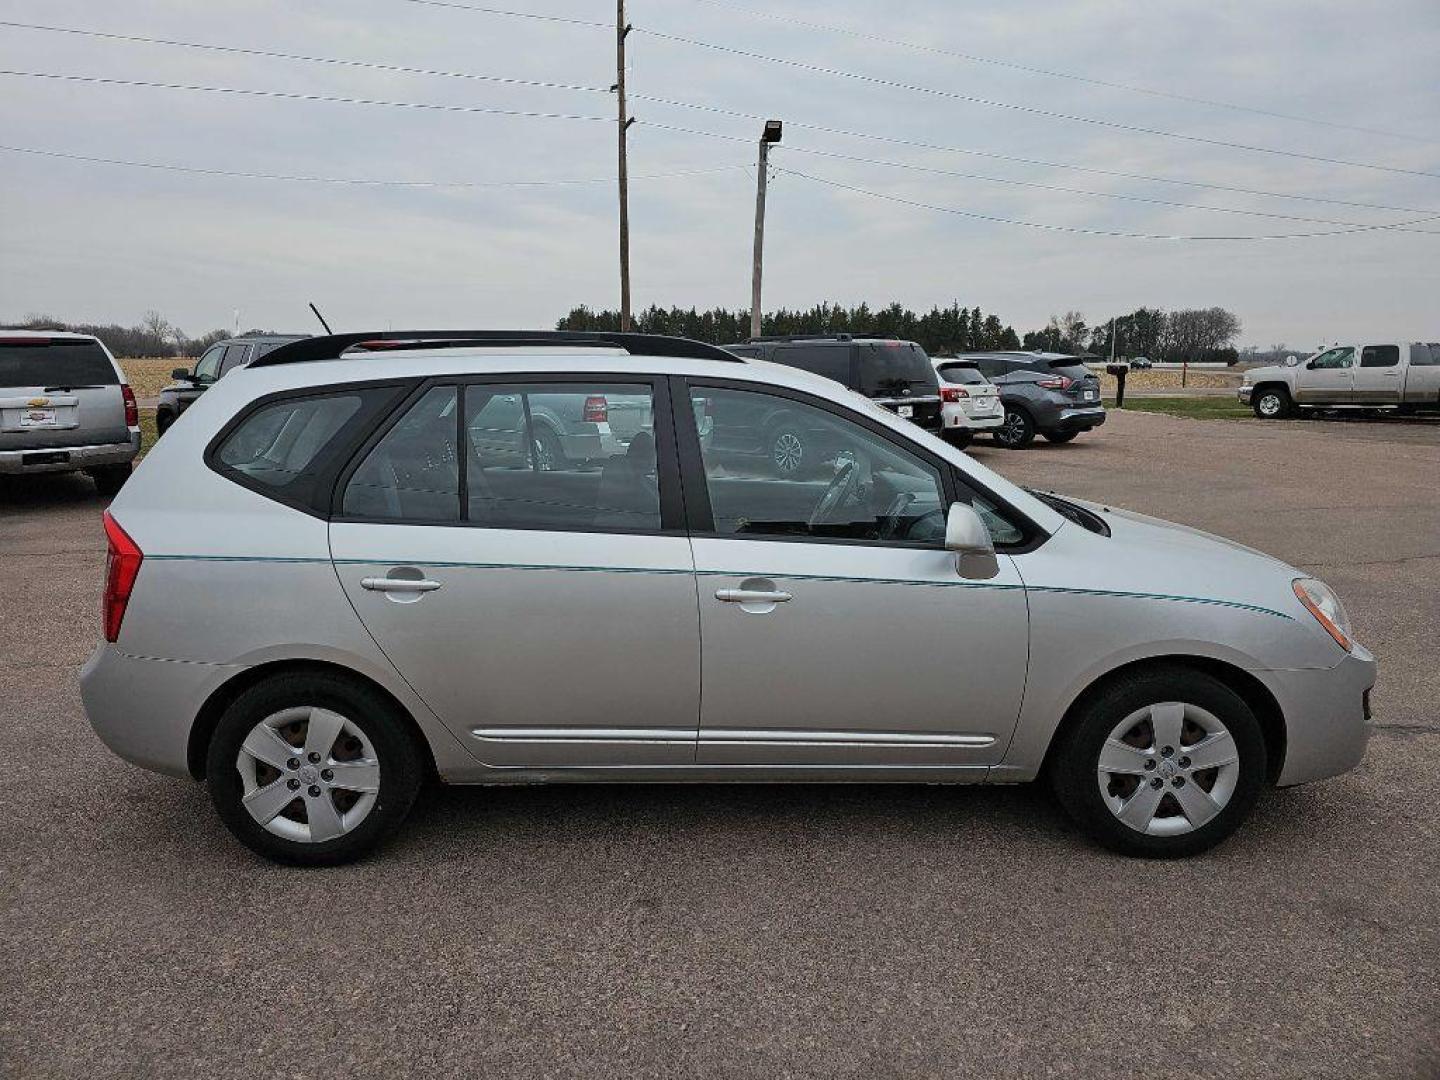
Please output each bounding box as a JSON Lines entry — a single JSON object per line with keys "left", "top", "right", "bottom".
{"left": 80, "top": 643, "right": 244, "bottom": 778}
{"left": 1260, "top": 644, "right": 1376, "bottom": 786}
{"left": 0, "top": 430, "right": 140, "bottom": 474}
{"left": 1237, "top": 385, "right": 1254, "bottom": 403}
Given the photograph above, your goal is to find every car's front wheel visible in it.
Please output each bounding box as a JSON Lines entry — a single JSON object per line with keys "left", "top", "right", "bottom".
{"left": 993, "top": 406, "right": 1036, "bottom": 449}
{"left": 1049, "top": 666, "right": 1266, "bottom": 858}
{"left": 1252, "top": 386, "right": 1292, "bottom": 419}
{"left": 206, "top": 673, "right": 424, "bottom": 866}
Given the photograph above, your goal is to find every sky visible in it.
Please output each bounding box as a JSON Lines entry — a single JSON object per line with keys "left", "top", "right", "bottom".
{"left": 1, "top": 0, "right": 1437, "bottom": 349}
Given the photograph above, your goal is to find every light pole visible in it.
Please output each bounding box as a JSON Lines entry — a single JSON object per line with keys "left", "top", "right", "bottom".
{"left": 615, "top": 0, "right": 634, "bottom": 330}
{"left": 750, "top": 119, "right": 783, "bottom": 340}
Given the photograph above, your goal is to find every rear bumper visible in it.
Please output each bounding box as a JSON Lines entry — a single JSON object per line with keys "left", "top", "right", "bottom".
{"left": 80, "top": 643, "right": 244, "bottom": 778}
{"left": 1260, "top": 645, "right": 1377, "bottom": 786}
{"left": 942, "top": 403, "right": 1004, "bottom": 430}
{"left": 0, "top": 430, "right": 139, "bottom": 474}
{"left": 1051, "top": 407, "right": 1107, "bottom": 433}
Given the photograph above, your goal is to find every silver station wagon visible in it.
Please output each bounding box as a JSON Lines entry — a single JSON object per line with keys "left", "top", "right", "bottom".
{"left": 81, "top": 331, "right": 1375, "bottom": 865}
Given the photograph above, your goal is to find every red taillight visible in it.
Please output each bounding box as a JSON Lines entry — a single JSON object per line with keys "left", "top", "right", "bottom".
{"left": 121, "top": 383, "right": 138, "bottom": 427}
{"left": 583, "top": 395, "right": 608, "bottom": 422}
{"left": 102, "top": 511, "right": 143, "bottom": 643}
{"left": 940, "top": 386, "right": 970, "bottom": 402}
{"left": 1037, "top": 375, "right": 1073, "bottom": 390}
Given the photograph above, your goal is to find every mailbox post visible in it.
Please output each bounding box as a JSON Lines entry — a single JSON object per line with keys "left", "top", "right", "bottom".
{"left": 1107, "top": 362, "right": 1129, "bottom": 408}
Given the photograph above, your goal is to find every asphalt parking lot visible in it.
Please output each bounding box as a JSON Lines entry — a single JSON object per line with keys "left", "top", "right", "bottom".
{"left": 1, "top": 410, "right": 1436, "bottom": 1079}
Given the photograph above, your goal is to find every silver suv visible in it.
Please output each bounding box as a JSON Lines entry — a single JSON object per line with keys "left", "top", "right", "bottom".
{"left": 81, "top": 331, "right": 1373, "bottom": 865}
{"left": 0, "top": 330, "right": 140, "bottom": 494}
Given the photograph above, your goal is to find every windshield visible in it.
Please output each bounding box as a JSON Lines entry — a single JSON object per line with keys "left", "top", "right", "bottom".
{"left": 0, "top": 338, "right": 117, "bottom": 388}
{"left": 856, "top": 343, "right": 939, "bottom": 397}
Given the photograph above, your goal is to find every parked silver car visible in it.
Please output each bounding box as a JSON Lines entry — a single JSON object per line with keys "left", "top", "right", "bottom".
{"left": 81, "top": 331, "right": 1374, "bottom": 865}
{"left": 0, "top": 330, "right": 140, "bottom": 493}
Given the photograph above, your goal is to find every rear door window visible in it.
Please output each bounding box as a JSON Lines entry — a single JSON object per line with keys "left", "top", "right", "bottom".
{"left": 0, "top": 338, "right": 117, "bottom": 388}
{"left": 1360, "top": 345, "right": 1399, "bottom": 368}
{"left": 218, "top": 344, "right": 251, "bottom": 377}
{"left": 1411, "top": 344, "right": 1439, "bottom": 366}
{"left": 342, "top": 386, "right": 460, "bottom": 522}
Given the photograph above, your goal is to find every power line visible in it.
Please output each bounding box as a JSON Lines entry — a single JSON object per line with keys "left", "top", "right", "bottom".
{"left": 0, "top": 19, "right": 611, "bottom": 96}
{"left": 0, "top": 144, "right": 747, "bottom": 187}
{"left": 775, "top": 146, "right": 1440, "bottom": 234}
{"left": 0, "top": 69, "right": 613, "bottom": 123}
{"left": 775, "top": 166, "right": 1440, "bottom": 241}
{"left": 675, "top": 0, "right": 1437, "bottom": 146}
{"left": 632, "top": 28, "right": 1440, "bottom": 182}
{"left": 10, "top": 19, "right": 1435, "bottom": 217}
{"left": 396, "top": 0, "right": 608, "bottom": 29}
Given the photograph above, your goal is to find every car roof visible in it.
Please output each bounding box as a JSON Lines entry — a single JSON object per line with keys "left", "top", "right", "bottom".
{"left": 0, "top": 329, "right": 101, "bottom": 341}
{"left": 216, "top": 334, "right": 309, "bottom": 347}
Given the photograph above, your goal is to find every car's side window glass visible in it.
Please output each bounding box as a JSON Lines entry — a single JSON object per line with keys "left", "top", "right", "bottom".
{"left": 343, "top": 386, "right": 460, "bottom": 522}
{"left": 217, "top": 392, "right": 367, "bottom": 497}
{"left": 1360, "top": 345, "right": 1399, "bottom": 368}
{"left": 465, "top": 383, "right": 659, "bottom": 532}
{"left": 194, "top": 345, "right": 225, "bottom": 382}
{"left": 690, "top": 386, "right": 947, "bottom": 545}
{"left": 218, "top": 344, "right": 250, "bottom": 377}
{"left": 1411, "top": 343, "right": 1439, "bottom": 366}
{"left": 777, "top": 344, "right": 851, "bottom": 385}
{"left": 1312, "top": 347, "right": 1354, "bottom": 370}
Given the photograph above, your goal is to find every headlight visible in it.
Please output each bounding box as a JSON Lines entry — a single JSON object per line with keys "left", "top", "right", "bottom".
{"left": 1293, "top": 577, "right": 1353, "bottom": 652}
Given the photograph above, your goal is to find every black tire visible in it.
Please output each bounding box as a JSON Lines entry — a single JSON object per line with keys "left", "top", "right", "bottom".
{"left": 993, "top": 405, "right": 1036, "bottom": 449}
{"left": 532, "top": 425, "right": 565, "bottom": 471}
{"left": 1042, "top": 430, "right": 1078, "bottom": 444}
{"left": 1252, "top": 385, "right": 1292, "bottom": 419}
{"left": 89, "top": 463, "right": 132, "bottom": 497}
{"left": 1048, "top": 665, "right": 1267, "bottom": 858}
{"left": 155, "top": 410, "right": 173, "bottom": 436}
{"left": 766, "top": 420, "right": 809, "bottom": 476}
{"left": 943, "top": 428, "right": 974, "bottom": 450}
{"left": 206, "top": 672, "right": 425, "bottom": 866}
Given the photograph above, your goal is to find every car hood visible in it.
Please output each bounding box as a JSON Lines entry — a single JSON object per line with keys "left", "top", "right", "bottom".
{"left": 1064, "top": 496, "right": 1292, "bottom": 572}
{"left": 1242, "top": 364, "right": 1288, "bottom": 384}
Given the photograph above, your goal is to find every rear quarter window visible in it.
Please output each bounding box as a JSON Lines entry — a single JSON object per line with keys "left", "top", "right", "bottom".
{"left": 210, "top": 385, "right": 403, "bottom": 513}
{"left": 0, "top": 338, "right": 118, "bottom": 388}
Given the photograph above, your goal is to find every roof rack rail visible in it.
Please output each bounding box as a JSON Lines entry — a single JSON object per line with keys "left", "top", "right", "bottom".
{"left": 743, "top": 332, "right": 903, "bottom": 344}
{"left": 250, "top": 330, "right": 744, "bottom": 368}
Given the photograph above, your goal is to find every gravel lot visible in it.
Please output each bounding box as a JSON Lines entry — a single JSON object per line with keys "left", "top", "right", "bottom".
{"left": 1, "top": 410, "right": 1436, "bottom": 1079}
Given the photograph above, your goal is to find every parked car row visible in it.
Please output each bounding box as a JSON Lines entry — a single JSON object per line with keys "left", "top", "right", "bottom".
{"left": 83, "top": 329, "right": 1371, "bottom": 867}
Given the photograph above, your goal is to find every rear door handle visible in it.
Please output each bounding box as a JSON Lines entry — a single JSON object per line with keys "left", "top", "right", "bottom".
{"left": 361, "top": 577, "right": 442, "bottom": 593}
{"left": 715, "top": 588, "right": 792, "bottom": 604}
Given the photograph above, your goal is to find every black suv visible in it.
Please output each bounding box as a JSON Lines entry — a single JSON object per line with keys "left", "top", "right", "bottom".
{"left": 956, "top": 352, "right": 1106, "bottom": 448}
{"left": 717, "top": 335, "right": 944, "bottom": 476}
{"left": 156, "top": 334, "right": 307, "bottom": 435}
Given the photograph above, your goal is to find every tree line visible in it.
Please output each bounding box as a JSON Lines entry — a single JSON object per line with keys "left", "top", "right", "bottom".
{"left": 4, "top": 311, "right": 240, "bottom": 358}
{"left": 1022, "top": 306, "right": 1243, "bottom": 364}
{"left": 557, "top": 302, "right": 1024, "bottom": 355}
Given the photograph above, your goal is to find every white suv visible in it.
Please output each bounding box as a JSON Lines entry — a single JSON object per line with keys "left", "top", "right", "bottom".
{"left": 81, "top": 330, "right": 1373, "bottom": 865}
{"left": 932, "top": 358, "right": 1004, "bottom": 448}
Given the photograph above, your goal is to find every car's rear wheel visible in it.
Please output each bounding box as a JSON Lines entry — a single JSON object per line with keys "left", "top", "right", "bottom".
{"left": 89, "top": 463, "right": 131, "bottom": 497}
{"left": 532, "top": 426, "right": 564, "bottom": 471}
{"left": 1042, "top": 430, "right": 1078, "bottom": 444}
{"left": 993, "top": 406, "right": 1036, "bottom": 449}
{"left": 943, "top": 428, "right": 974, "bottom": 450}
{"left": 1049, "top": 666, "right": 1266, "bottom": 858}
{"left": 1252, "top": 386, "right": 1292, "bottom": 419}
{"left": 206, "top": 673, "right": 424, "bottom": 866}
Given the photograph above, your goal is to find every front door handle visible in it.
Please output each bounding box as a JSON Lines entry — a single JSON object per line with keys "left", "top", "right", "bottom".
{"left": 361, "top": 577, "right": 442, "bottom": 593}
{"left": 715, "top": 588, "right": 792, "bottom": 604}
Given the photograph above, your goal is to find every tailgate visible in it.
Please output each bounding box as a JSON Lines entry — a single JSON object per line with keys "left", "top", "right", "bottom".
{"left": 0, "top": 337, "right": 128, "bottom": 450}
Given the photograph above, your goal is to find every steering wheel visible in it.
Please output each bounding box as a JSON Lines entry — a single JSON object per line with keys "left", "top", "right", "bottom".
{"left": 808, "top": 457, "right": 860, "bottom": 528}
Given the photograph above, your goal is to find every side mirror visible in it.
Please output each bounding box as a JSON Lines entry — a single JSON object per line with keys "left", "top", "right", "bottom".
{"left": 1304, "top": 359, "right": 1316, "bottom": 370}
{"left": 171, "top": 367, "right": 191, "bottom": 380}
{"left": 945, "top": 502, "right": 999, "bottom": 580}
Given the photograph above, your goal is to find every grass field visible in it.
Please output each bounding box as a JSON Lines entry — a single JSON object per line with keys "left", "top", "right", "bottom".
{"left": 1115, "top": 396, "right": 1252, "bottom": 420}
{"left": 117, "top": 356, "right": 188, "bottom": 399}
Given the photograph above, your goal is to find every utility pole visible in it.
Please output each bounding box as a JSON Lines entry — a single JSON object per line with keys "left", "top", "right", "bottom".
{"left": 615, "top": 1, "right": 633, "bottom": 331}
{"left": 750, "top": 119, "right": 783, "bottom": 340}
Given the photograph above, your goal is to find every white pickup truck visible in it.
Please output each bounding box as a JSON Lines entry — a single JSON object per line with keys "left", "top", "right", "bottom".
{"left": 1240, "top": 342, "right": 1440, "bottom": 418}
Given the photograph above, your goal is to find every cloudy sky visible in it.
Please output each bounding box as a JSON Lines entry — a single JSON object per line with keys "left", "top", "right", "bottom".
{"left": 1, "top": 0, "right": 1437, "bottom": 348}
